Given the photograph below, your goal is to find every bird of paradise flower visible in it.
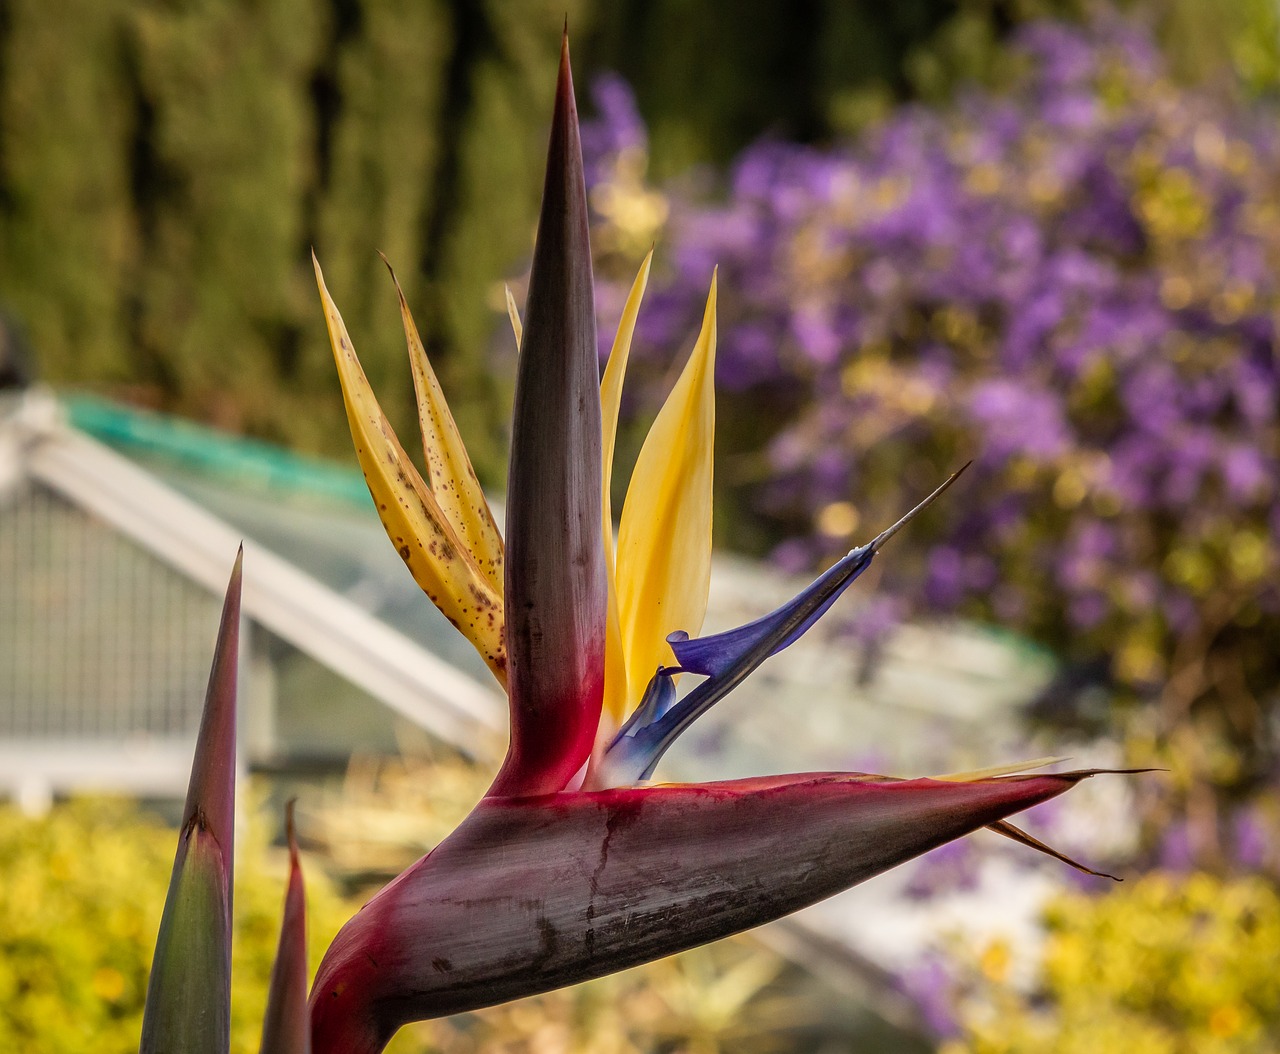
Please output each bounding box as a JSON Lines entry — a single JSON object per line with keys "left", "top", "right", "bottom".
{"left": 302, "top": 35, "right": 1139, "bottom": 1054}
{"left": 139, "top": 32, "right": 1140, "bottom": 1054}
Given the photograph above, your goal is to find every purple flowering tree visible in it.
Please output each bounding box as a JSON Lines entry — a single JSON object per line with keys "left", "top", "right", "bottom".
{"left": 583, "top": 15, "right": 1280, "bottom": 866}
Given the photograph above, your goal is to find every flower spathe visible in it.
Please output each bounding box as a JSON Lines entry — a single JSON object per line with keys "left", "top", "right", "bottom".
{"left": 309, "top": 32, "right": 1136, "bottom": 1054}
{"left": 140, "top": 549, "right": 241, "bottom": 1054}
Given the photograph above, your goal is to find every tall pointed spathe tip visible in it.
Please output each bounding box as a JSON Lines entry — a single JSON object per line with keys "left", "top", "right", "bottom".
{"left": 182, "top": 547, "right": 242, "bottom": 850}
{"left": 285, "top": 797, "right": 299, "bottom": 867}
{"left": 261, "top": 796, "right": 312, "bottom": 1054}
{"left": 555, "top": 25, "right": 576, "bottom": 131}
{"left": 140, "top": 548, "right": 242, "bottom": 1054}
{"left": 498, "top": 16, "right": 606, "bottom": 797}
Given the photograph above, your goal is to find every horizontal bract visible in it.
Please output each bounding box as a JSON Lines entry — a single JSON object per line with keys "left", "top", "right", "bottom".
{"left": 309, "top": 769, "right": 1109, "bottom": 1054}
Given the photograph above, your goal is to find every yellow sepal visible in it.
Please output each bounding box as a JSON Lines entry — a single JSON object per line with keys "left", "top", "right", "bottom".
{"left": 381, "top": 255, "right": 504, "bottom": 594}
{"left": 314, "top": 253, "right": 507, "bottom": 688}
{"left": 599, "top": 251, "right": 652, "bottom": 724}
{"left": 615, "top": 269, "right": 717, "bottom": 714}
{"left": 931, "top": 757, "right": 1066, "bottom": 782}
{"left": 505, "top": 285, "right": 523, "bottom": 350}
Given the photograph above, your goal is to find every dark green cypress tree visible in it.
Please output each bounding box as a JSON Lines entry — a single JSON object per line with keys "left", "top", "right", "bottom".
{"left": 0, "top": 1, "right": 137, "bottom": 385}
{"left": 0, "top": 0, "right": 583, "bottom": 485}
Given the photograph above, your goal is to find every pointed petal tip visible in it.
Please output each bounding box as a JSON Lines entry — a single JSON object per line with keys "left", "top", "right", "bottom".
{"left": 1035, "top": 766, "right": 1161, "bottom": 779}
{"left": 376, "top": 253, "right": 411, "bottom": 309}
{"left": 505, "top": 285, "right": 523, "bottom": 348}
{"left": 377, "top": 252, "right": 410, "bottom": 309}
{"left": 868, "top": 461, "right": 970, "bottom": 553}
{"left": 285, "top": 797, "right": 299, "bottom": 868}
{"left": 498, "top": 2, "right": 604, "bottom": 796}
{"left": 989, "top": 820, "right": 1122, "bottom": 881}
{"left": 142, "top": 550, "right": 242, "bottom": 1053}
{"left": 261, "top": 798, "right": 311, "bottom": 1054}
{"left": 556, "top": 26, "right": 574, "bottom": 107}
{"left": 182, "top": 550, "right": 242, "bottom": 845}
{"left": 969, "top": 765, "right": 1158, "bottom": 787}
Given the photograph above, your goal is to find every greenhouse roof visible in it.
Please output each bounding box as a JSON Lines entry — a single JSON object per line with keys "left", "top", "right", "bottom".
{"left": 3, "top": 390, "right": 506, "bottom": 767}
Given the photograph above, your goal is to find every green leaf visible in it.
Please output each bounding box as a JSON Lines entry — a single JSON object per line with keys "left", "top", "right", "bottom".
{"left": 140, "top": 549, "right": 241, "bottom": 1054}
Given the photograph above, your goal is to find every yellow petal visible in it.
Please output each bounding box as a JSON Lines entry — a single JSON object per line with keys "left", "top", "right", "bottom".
{"left": 381, "top": 255, "right": 504, "bottom": 593}
{"left": 931, "top": 757, "right": 1066, "bottom": 782}
{"left": 615, "top": 269, "right": 716, "bottom": 714}
{"left": 314, "top": 253, "right": 507, "bottom": 687}
{"left": 599, "top": 252, "right": 652, "bottom": 725}
{"left": 505, "top": 285, "right": 523, "bottom": 350}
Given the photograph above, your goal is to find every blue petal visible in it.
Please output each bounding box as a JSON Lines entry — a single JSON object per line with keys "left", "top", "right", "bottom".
{"left": 622, "top": 665, "right": 680, "bottom": 733}
{"left": 596, "top": 668, "right": 679, "bottom": 785}
{"left": 666, "top": 546, "right": 875, "bottom": 678}
{"left": 599, "top": 468, "right": 968, "bottom": 785}
{"left": 601, "top": 548, "right": 872, "bottom": 785}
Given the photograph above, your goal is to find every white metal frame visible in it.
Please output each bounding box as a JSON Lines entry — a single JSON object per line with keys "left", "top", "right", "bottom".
{"left": 3, "top": 391, "right": 506, "bottom": 785}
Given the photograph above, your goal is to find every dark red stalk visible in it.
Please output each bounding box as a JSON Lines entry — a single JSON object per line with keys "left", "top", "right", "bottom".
{"left": 493, "top": 33, "right": 606, "bottom": 797}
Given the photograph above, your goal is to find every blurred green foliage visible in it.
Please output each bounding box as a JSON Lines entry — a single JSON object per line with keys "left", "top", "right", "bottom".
{"left": 945, "top": 871, "right": 1280, "bottom": 1053}
{"left": 0, "top": 797, "right": 352, "bottom": 1054}
{"left": 581, "top": 1, "right": 1094, "bottom": 170}
{"left": 0, "top": 0, "right": 584, "bottom": 484}
{"left": 4, "top": 0, "right": 1274, "bottom": 491}
{"left": 0, "top": 792, "right": 847, "bottom": 1053}
{"left": 1157, "top": 0, "right": 1280, "bottom": 94}
{"left": 585, "top": 0, "right": 1280, "bottom": 170}
{"left": 0, "top": 0, "right": 1093, "bottom": 489}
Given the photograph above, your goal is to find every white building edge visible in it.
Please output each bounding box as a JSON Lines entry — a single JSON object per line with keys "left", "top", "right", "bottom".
{"left": 0, "top": 388, "right": 506, "bottom": 810}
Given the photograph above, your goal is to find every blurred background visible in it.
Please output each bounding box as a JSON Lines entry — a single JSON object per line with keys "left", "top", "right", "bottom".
{"left": 2, "top": 0, "right": 1279, "bottom": 1050}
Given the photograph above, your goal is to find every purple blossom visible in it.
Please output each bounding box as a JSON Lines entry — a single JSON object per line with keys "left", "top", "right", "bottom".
{"left": 1231, "top": 807, "right": 1273, "bottom": 871}
{"left": 897, "top": 955, "right": 961, "bottom": 1038}
{"left": 580, "top": 73, "right": 647, "bottom": 186}
{"left": 580, "top": 13, "right": 1280, "bottom": 802}
{"left": 968, "top": 381, "right": 1071, "bottom": 463}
